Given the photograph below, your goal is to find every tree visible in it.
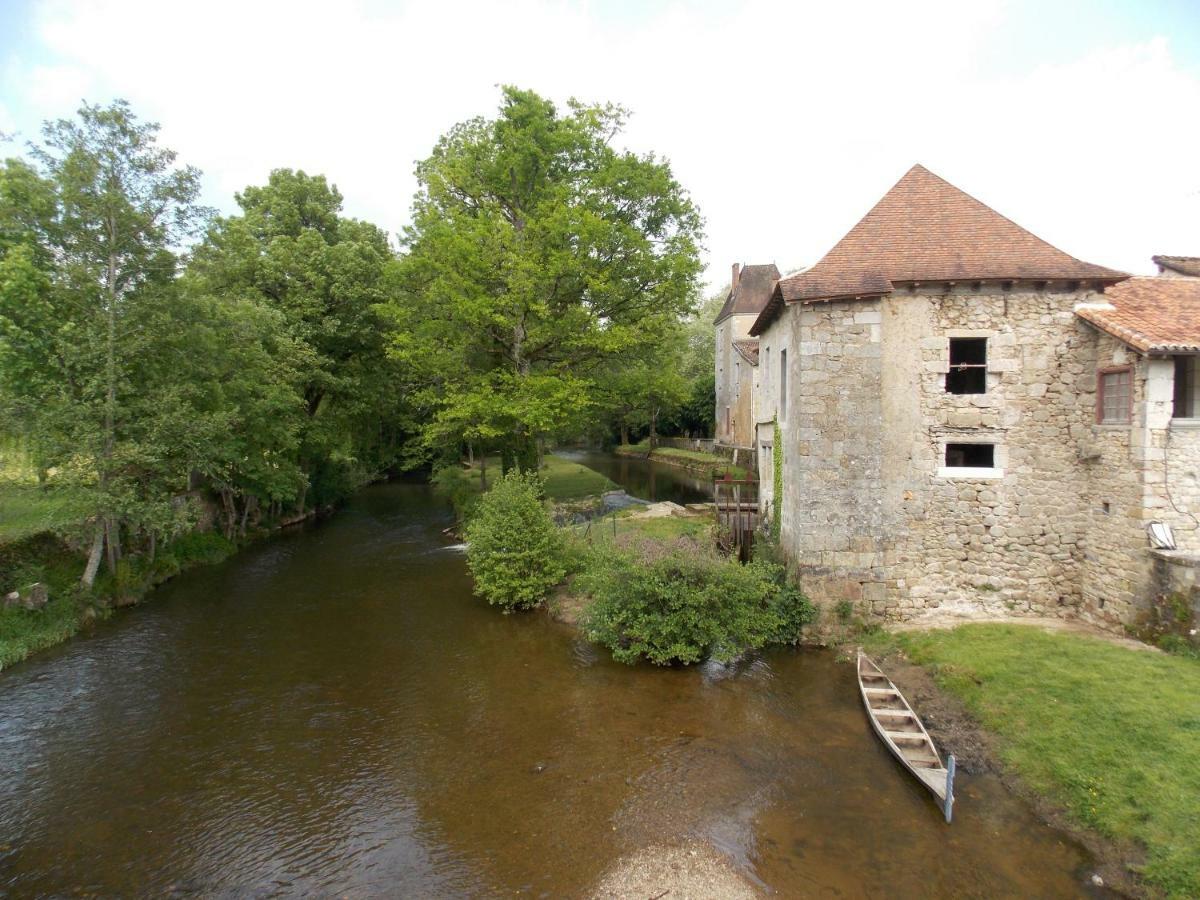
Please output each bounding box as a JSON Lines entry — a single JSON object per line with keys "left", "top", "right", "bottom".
{"left": 388, "top": 87, "right": 704, "bottom": 471}
{"left": 186, "top": 169, "right": 409, "bottom": 510}
{"left": 0, "top": 101, "right": 209, "bottom": 587}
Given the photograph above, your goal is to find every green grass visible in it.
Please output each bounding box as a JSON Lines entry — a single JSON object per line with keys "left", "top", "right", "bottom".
{"left": 869, "top": 624, "right": 1200, "bottom": 897}
{"left": 462, "top": 454, "right": 615, "bottom": 502}
{"left": 615, "top": 443, "right": 749, "bottom": 478}
{"left": 539, "top": 454, "right": 616, "bottom": 500}
{"left": 0, "top": 481, "right": 91, "bottom": 543}
{"left": 0, "top": 529, "right": 236, "bottom": 672}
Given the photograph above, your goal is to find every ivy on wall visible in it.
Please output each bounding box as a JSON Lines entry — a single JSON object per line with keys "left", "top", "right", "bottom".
{"left": 772, "top": 417, "right": 783, "bottom": 541}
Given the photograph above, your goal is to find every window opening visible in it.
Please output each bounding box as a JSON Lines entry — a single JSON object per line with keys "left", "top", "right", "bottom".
{"left": 944, "top": 443, "right": 994, "bottom": 468}
{"left": 1098, "top": 367, "right": 1131, "bottom": 424}
{"left": 947, "top": 338, "right": 987, "bottom": 394}
{"left": 1173, "top": 357, "right": 1199, "bottom": 418}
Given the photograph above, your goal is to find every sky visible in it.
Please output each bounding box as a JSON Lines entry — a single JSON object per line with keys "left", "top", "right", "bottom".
{"left": 1, "top": 0, "right": 1198, "bottom": 291}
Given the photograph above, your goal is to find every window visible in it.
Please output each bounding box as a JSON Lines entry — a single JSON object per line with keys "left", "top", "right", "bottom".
{"left": 946, "top": 338, "right": 987, "bottom": 394}
{"left": 945, "top": 443, "right": 994, "bottom": 468}
{"left": 1097, "top": 367, "right": 1131, "bottom": 424}
{"left": 779, "top": 348, "right": 787, "bottom": 419}
{"left": 1173, "top": 357, "right": 1200, "bottom": 418}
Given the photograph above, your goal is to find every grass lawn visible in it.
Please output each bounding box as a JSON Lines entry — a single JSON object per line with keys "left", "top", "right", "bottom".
{"left": 615, "top": 443, "right": 749, "bottom": 478}
{"left": 577, "top": 506, "right": 715, "bottom": 543}
{"left": 539, "top": 454, "right": 616, "bottom": 500}
{"left": 463, "top": 454, "right": 615, "bottom": 502}
{"left": 869, "top": 624, "right": 1200, "bottom": 897}
{"left": 0, "top": 481, "right": 90, "bottom": 543}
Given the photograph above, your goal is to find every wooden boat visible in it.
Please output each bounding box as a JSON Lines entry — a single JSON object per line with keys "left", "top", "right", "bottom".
{"left": 857, "top": 650, "right": 956, "bottom": 823}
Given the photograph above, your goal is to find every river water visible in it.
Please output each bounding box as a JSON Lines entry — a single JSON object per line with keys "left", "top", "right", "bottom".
{"left": 0, "top": 466, "right": 1102, "bottom": 896}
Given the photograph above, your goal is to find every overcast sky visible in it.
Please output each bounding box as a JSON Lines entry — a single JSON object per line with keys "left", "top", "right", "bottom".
{"left": 2, "top": 0, "right": 1198, "bottom": 291}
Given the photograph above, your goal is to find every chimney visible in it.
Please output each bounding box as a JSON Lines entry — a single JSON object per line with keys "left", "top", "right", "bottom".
{"left": 731, "top": 262, "right": 741, "bottom": 294}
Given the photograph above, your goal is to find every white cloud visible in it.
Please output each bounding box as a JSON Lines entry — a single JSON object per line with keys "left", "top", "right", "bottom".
{"left": 7, "top": 0, "right": 1199, "bottom": 288}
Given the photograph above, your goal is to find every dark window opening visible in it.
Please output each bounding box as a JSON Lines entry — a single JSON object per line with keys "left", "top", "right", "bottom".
{"left": 945, "top": 443, "right": 995, "bottom": 468}
{"left": 947, "top": 337, "right": 987, "bottom": 394}
{"left": 1174, "top": 356, "right": 1199, "bottom": 418}
{"left": 779, "top": 348, "right": 788, "bottom": 418}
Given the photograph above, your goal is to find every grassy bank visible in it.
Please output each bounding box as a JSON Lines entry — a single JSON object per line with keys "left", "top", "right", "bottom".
{"left": 0, "top": 529, "right": 236, "bottom": 671}
{"left": 615, "top": 442, "right": 749, "bottom": 478}
{"left": 0, "top": 481, "right": 90, "bottom": 543}
{"left": 867, "top": 624, "right": 1200, "bottom": 896}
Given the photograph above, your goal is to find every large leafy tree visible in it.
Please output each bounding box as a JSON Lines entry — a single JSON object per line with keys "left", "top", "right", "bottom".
{"left": 389, "top": 87, "right": 704, "bottom": 471}
{"left": 0, "top": 101, "right": 210, "bottom": 586}
{"left": 187, "top": 170, "right": 408, "bottom": 507}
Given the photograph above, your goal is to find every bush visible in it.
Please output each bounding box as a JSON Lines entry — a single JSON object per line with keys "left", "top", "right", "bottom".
{"left": 580, "top": 546, "right": 810, "bottom": 665}
{"left": 465, "top": 470, "right": 566, "bottom": 610}
{"left": 431, "top": 464, "right": 480, "bottom": 525}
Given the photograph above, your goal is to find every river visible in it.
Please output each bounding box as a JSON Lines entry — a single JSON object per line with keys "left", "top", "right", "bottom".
{"left": 0, "top": 466, "right": 1102, "bottom": 896}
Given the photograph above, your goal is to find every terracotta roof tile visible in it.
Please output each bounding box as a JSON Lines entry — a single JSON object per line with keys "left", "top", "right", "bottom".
{"left": 751, "top": 164, "right": 1125, "bottom": 335}
{"left": 714, "top": 263, "right": 781, "bottom": 324}
{"left": 732, "top": 339, "right": 760, "bottom": 365}
{"left": 1077, "top": 277, "right": 1200, "bottom": 354}
{"left": 1152, "top": 255, "right": 1200, "bottom": 278}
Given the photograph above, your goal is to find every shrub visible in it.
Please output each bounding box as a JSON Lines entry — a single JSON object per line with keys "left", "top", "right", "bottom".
{"left": 766, "top": 570, "right": 817, "bottom": 644}
{"left": 465, "top": 470, "right": 565, "bottom": 610}
{"left": 580, "top": 546, "right": 808, "bottom": 665}
{"left": 431, "top": 464, "right": 481, "bottom": 525}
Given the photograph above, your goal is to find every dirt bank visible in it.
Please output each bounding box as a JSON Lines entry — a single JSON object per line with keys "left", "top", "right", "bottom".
{"left": 853, "top": 644, "right": 1146, "bottom": 897}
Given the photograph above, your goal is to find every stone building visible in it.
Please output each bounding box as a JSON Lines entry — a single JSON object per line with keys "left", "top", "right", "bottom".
{"left": 744, "top": 164, "right": 1200, "bottom": 629}
{"left": 714, "top": 263, "right": 779, "bottom": 449}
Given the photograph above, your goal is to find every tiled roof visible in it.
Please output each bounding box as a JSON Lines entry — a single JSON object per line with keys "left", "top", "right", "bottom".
{"left": 732, "top": 339, "right": 760, "bottom": 365}
{"left": 1152, "top": 255, "right": 1200, "bottom": 277}
{"left": 1076, "top": 277, "right": 1200, "bottom": 354}
{"left": 714, "top": 263, "right": 781, "bottom": 324}
{"left": 751, "top": 164, "right": 1125, "bottom": 335}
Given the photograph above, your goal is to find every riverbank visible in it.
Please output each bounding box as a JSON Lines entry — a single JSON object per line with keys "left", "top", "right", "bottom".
{"left": 614, "top": 442, "right": 750, "bottom": 479}
{"left": 1, "top": 477, "right": 334, "bottom": 672}
{"left": 862, "top": 623, "right": 1200, "bottom": 898}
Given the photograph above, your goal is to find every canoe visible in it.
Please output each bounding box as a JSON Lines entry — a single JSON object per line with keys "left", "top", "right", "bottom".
{"left": 857, "top": 650, "right": 956, "bottom": 823}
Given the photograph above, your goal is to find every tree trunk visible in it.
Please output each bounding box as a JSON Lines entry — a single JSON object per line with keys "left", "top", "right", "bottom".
{"left": 649, "top": 407, "right": 659, "bottom": 450}
{"left": 80, "top": 526, "right": 104, "bottom": 590}
{"left": 620, "top": 423, "right": 629, "bottom": 447}
{"left": 467, "top": 442, "right": 474, "bottom": 467}
{"left": 480, "top": 451, "right": 488, "bottom": 490}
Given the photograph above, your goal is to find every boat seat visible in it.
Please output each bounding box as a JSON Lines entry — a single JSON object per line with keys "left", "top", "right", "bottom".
{"left": 871, "top": 707, "right": 913, "bottom": 717}
{"left": 886, "top": 730, "right": 928, "bottom": 743}
{"left": 863, "top": 687, "right": 899, "bottom": 695}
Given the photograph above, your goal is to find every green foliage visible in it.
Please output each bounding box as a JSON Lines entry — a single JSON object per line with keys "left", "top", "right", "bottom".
{"left": 432, "top": 464, "right": 480, "bottom": 525}
{"left": 386, "top": 86, "right": 704, "bottom": 461}
{"left": 465, "top": 470, "right": 566, "bottom": 610}
{"left": 769, "top": 574, "right": 818, "bottom": 644}
{"left": 579, "top": 546, "right": 810, "bottom": 665}
{"left": 187, "top": 168, "right": 412, "bottom": 517}
{"left": 834, "top": 599, "right": 854, "bottom": 623}
{"left": 879, "top": 624, "right": 1200, "bottom": 897}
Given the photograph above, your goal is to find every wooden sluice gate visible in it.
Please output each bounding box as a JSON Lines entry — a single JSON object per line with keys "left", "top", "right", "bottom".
{"left": 713, "top": 474, "right": 760, "bottom": 561}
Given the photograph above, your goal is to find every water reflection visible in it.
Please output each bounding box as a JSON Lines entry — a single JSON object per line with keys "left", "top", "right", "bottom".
{"left": 555, "top": 448, "right": 713, "bottom": 504}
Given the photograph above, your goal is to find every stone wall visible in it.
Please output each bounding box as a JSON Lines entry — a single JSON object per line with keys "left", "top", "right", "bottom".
{"left": 764, "top": 286, "right": 1171, "bottom": 627}
{"left": 714, "top": 315, "right": 757, "bottom": 448}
